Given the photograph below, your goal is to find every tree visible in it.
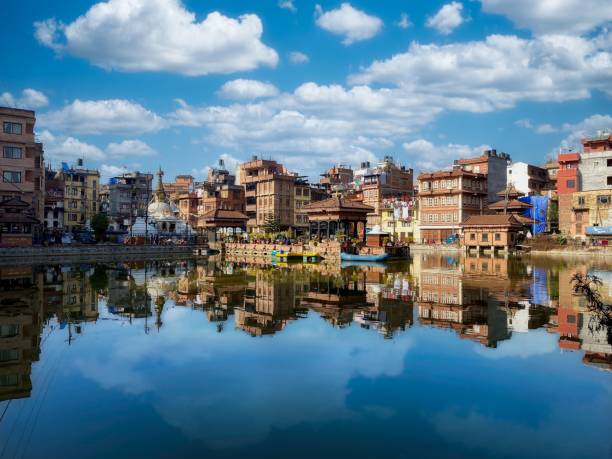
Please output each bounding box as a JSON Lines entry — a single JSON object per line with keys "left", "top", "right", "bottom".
{"left": 263, "top": 214, "right": 281, "bottom": 235}
{"left": 89, "top": 266, "right": 109, "bottom": 293}
{"left": 91, "top": 213, "right": 110, "bottom": 242}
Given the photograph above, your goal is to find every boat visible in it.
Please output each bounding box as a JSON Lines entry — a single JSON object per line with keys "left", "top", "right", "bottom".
{"left": 340, "top": 252, "right": 389, "bottom": 262}
{"left": 271, "top": 250, "right": 303, "bottom": 261}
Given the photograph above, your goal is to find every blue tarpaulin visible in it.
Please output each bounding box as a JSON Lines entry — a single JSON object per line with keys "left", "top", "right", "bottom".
{"left": 61, "top": 162, "right": 69, "bottom": 171}
{"left": 519, "top": 196, "right": 548, "bottom": 235}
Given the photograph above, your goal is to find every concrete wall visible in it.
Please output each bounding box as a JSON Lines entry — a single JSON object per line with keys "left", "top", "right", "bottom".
{"left": 579, "top": 151, "right": 612, "bottom": 191}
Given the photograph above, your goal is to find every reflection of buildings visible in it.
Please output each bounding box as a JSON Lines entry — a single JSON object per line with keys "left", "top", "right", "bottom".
{"left": 235, "top": 270, "right": 306, "bottom": 336}
{"left": 415, "top": 254, "right": 541, "bottom": 347}
{"left": 42, "top": 266, "right": 98, "bottom": 323}
{"left": 106, "top": 267, "right": 150, "bottom": 319}
{"left": 550, "top": 265, "right": 612, "bottom": 371}
{"left": 0, "top": 266, "right": 43, "bottom": 401}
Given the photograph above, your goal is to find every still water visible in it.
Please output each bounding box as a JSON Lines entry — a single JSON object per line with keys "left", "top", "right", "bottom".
{"left": 0, "top": 254, "right": 610, "bottom": 459}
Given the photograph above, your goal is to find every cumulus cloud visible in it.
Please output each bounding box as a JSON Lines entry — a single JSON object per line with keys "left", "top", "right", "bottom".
{"left": 397, "top": 13, "right": 412, "bottom": 29}
{"left": 403, "top": 139, "right": 490, "bottom": 171}
{"left": 218, "top": 79, "right": 280, "bottom": 100}
{"left": 426, "top": 2, "right": 464, "bottom": 35}
{"left": 100, "top": 164, "right": 129, "bottom": 179}
{"left": 39, "top": 99, "right": 167, "bottom": 135}
{"left": 515, "top": 119, "right": 558, "bottom": 134}
{"left": 558, "top": 114, "right": 612, "bottom": 151}
{"left": 289, "top": 51, "right": 310, "bottom": 64}
{"left": 191, "top": 153, "right": 243, "bottom": 180}
{"left": 34, "top": 0, "right": 278, "bottom": 76}
{"left": 37, "top": 129, "right": 105, "bottom": 162}
{"left": 315, "top": 3, "right": 383, "bottom": 45}
{"left": 350, "top": 32, "right": 612, "bottom": 111}
{"left": 278, "top": 0, "right": 297, "bottom": 12}
{"left": 0, "top": 88, "right": 49, "bottom": 109}
{"left": 106, "top": 139, "right": 157, "bottom": 157}
{"left": 480, "top": 0, "right": 612, "bottom": 35}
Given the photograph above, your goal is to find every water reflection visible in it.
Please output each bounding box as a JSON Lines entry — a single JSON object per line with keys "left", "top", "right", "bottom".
{"left": 0, "top": 254, "right": 611, "bottom": 458}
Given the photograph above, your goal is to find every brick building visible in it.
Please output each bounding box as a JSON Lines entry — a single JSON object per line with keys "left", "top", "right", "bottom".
{"left": 454, "top": 149, "right": 510, "bottom": 204}
{"left": 238, "top": 157, "right": 297, "bottom": 233}
{"left": 0, "top": 107, "right": 44, "bottom": 221}
{"left": 319, "top": 165, "right": 353, "bottom": 194}
{"left": 417, "top": 169, "right": 487, "bottom": 243}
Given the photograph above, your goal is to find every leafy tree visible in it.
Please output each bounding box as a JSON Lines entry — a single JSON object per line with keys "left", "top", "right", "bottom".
{"left": 91, "top": 213, "right": 110, "bottom": 241}
{"left": 89, "top": 266, "right": 109, "bottom": 293}
{"left": 263, "top": 214, "right": 281, "bottom": 234}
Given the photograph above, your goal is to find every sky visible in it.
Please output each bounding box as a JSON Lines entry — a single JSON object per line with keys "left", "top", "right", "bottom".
{"left": 1, "top": 0, "right": 611, "bottom": 182}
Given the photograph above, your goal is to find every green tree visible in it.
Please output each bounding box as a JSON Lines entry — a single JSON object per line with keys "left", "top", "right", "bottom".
{"left": 263, "top": 214, "right": 281, "bottom": 235}
{"left": 91, "top": 213, "right": 110, "bottom": 242}
{"left": 89, "top": 266, "right": 109, "bottom": 293}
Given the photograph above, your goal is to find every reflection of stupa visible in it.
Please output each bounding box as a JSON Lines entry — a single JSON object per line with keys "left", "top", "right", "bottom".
{"left": 155, "top": 296, "right": 165, "bottom": 330}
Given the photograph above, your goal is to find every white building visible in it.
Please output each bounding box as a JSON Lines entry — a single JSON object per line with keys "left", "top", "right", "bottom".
{"left": 506, "top": 162, "right": 548, "bottom": 195}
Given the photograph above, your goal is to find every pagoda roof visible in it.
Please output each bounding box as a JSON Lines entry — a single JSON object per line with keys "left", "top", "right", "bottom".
{"left": 488, "top": 199, "right": 531, "bottom": 210}
{"left": 303, "top": 197, "right": 373, "bottom": 213}
{"left": 461, "top": 214, "right": 523, "bottom": 228}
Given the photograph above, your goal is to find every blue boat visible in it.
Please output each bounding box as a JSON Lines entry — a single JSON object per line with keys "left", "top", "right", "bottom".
{"left": 340, "top": 252, "right": 389, "bottom": 262}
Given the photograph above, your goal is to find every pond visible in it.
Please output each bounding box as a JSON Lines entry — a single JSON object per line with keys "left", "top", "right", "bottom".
{"left": 0, "top": 254, "right": 610, "bottom": 459}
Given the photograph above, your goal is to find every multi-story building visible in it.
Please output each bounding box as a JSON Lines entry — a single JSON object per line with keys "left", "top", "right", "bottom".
{"left": 239, "top": 156, "right": 297, "bottom": 233}
{"left": 579, "top": 131, "right": 612, "bottom": 191}
{"left": 454, "top": 149, "right": 510, "bottom": 204}
{"left": 107, "top": 171, "right": 153, "bottom": 230}
{"left": 417, "top": 169, "right": 487, "bottom": 243}
{"left": 557, "top": 152, "right": 581, "bottom": 235}
{"left": 319, "top": 165, "right": 353, "bottom": 194}
{"left": 568, "top": 190, "right": 612, "bottom": 238}
{"left": 544, "top": 160, "right": 559, "bottom": 191}
{"left": 0, "top": 107, "right": 44, "bottom": 221}
{"left": 294, "top": 179, "right": 311, "bottom": 236}
{"left": 164, "top": 174, "right": 194, "bottom": 202}
{"left": 58, "top": 160, "right": 100, "bottom": 232}
{"left": 43, "top": 167, "right": 64, "bottom": 232}
{"left": 380, "top": 199, "right": 417, "bottom": 242}
{"left": 506, "top": 161, "right": 548, "bottom": 195}
{"left": 353, "top": 156, "right": 413, "bottom": 227}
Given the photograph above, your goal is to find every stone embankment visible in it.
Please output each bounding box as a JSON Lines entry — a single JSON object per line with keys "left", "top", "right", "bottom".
{"left": 221, "top": 241, "right": 342, "bottom": 263}
{"left": 0, "top": 244, "right": 202, "bottom": 265}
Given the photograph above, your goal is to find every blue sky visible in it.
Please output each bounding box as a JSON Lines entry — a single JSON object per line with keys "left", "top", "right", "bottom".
{"left": 1, "top": 0, "right": 611, "bottom": 181}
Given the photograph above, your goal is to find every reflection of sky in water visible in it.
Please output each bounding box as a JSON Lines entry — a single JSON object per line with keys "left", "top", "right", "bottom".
{"left": 0, "top": 256, "right": 611, "bottom": 459}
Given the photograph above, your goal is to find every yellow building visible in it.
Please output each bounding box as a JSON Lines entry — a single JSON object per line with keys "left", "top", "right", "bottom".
{"left": 570, "top": 190, "right": 612, "bottom": 238}
{"left": 60, "top": 161, "right": 100, "bottom": 232}
{"left": 380, "top": 200, "right": 418, "bottom": 243}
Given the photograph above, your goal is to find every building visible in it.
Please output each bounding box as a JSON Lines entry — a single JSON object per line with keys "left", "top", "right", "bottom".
{"left": 143, "top": 168, "right": 191, "bottom": 236}
{"left": 164, "top": 174, "right": 194, "bottom": 202}
{"left": 544, "top": 160, "right": 559, "bottom": 191}
{"left": 43, "top": 167, "right": 64, "bottom": 233}
{"left": 238, "top": 156, "right": 297, "bottom": 233}
{"left": 319, "top": 165, "right": 353, "bottom": 194}
{"left": 58, "top": 160, "right": 100, "bottom": 233}
{"left": 0, "top": 107, "right": 44, "bottom": 221}
{"left": 417, "top": 169, "right": 487, "bottom": 244}
{"left": 557, "top": 152, "right": 581, "bottom": 235}
{"left": 380, "top": 199, "right": 416, "bottom": 242}
{"left": 352, "top": 156, "right": 414, "bottom": 227}
{"left": 506, "top": 162, "right": 548, "bottom": 195}
{"left": 461, "top": 214, "right": 523, "bottom": 252}
{"left": 569, "top": 190, "right": 612, "bottom": 239}
{"left": 454, "top": 149, "right": 510, "bottom": 203}
{"left": 106, "top": 171, "right": 153, "bottom": 230}
{"left": 294, "top": 178, "right": 311, "bottom": 236}
{"left": 579, "top": 131, "right": 612, "bottom": 191}
{"left": 0, "top": 197, "right": 40, "bottom": 246}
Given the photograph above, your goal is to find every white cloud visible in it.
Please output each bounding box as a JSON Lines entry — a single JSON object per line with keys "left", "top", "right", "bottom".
{"left": 106, "top": 139, "right": 157, "bottom": 157}
{"left": 289, "top": 51, "right": 310, "bottom": 64}
{"left": 515, "top": 119, "right": 533, "bottom": 129}
{"left": 426, "top": 2, "right": 464, "bottom": 35}
{"left": 351, "top": 32, "right": 612, "bottom": 111}
{"left": 218, "top": 79, "right": 280, "bottom": 100}
{"left": 34, "top": 0, "right": 278, "bottom": 76}
{"left": 39, "top": 99, "right": 167, "bottom": 135}
{"left": 480, "top": 0, "right": 612, "bottom": 35}
{"left": 535, "top": 124, "right": 558, "bottom": 134}
{"left": 278, "top": 0, "right": 297, "bottom": 12}
{"left": 559, "top": 114, "right": 612, "bottom": 150}
{"left": 191, "top": 153, "right": 243, "bottom": 180}
{"left": 515, "top": 119, "right": 558, "bottom": 134}
{"left": 315, "top": 3, "right": 383, "bottom": 45}
{"left": 397, "top": 13, "right": 412, "bottom": 29}
{"left": 403, "top": 139, "right": 490, "bottom": 171}
{"left": 37, "top": 129, "right": 105, "bottom": 162}
{"left": 0, "top": 88, "right": 49, "bottom": 109}
{"left": 100, "top": 164, "right": 129, "bottom": 179}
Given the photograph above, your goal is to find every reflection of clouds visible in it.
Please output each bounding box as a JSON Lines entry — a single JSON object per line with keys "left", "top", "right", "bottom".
{"left": 473, "top": 329, "right": 557, "bottom": 360}
{"left": 432, "top": 400, "right": 612, "bottom": 459}
{"left": 73, "top": 307, "right": 413, "bottom": 449}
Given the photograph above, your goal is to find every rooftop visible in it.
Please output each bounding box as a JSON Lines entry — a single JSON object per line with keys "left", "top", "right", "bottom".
{"left": 461, "top": 214, "right": 522, "bottom": 227}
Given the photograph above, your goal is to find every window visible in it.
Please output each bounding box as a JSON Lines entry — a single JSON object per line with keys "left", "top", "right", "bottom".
{"left": 3, "top": 146, "right": 22, "bottom": 159}
{"left": 597, "top": 195, "right": 610, "bottom": 205}
{"left": 3, "top": 122, "right": 22, "bottom": 134}
{"left": 482, "top": 233, "right": 489, "bottom": 241}
{"left": 608, "top": 159, "right": 612, "bottom": 167}
{"left": 566, "top": 179, "right": 575, "bottom": 189}
{"left": 578, "top": 196, "right": 585, "bottom": 206}
{"left": 0, "top": 324, "right": 19, "bottom": 337}
{"left": 495, "top": 233, "right": 501, "bottom": 241}
{"left": 470, "top": 233, "right": 476, "bottom": 240}
{"left": 2, "top": 171, "right": 21, "bottom": 183}
{"left": 608, "top": 176, "right": 612, "bottom": 186}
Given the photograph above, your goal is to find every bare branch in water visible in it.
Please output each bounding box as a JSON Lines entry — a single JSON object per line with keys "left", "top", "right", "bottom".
{"left": 571, "top": 273, "right": 612, "bottom": 344}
